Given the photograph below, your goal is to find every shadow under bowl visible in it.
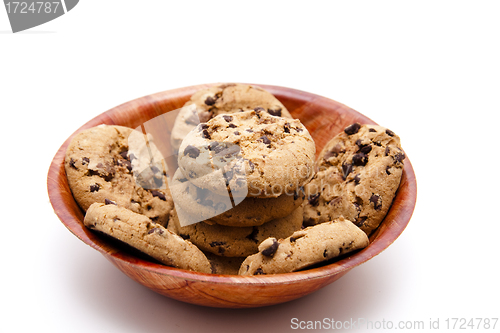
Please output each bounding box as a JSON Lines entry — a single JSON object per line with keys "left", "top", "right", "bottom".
{"left": 47, "top": 83, "right": 417, "bottom": 308}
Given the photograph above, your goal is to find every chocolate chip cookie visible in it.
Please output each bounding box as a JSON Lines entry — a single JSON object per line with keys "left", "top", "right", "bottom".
{"left": 65, "top": 125, "right": 174, "bottom": 226}
{"left": 169, "top": 205, "right": 304, "bottom": 257}
{"left": 303, "top": 123, "right": 405, "bottom": 235}
{"left": 238, "top": 217, "right": 369, "bottom": 275}
{"left": 177, "top": 110, "right": 316, "bottom": 198}
{"left": 170, "top": 83, "right": 292, "bottom": 151}
{"left": 84, "top": 203, "right": 212, "bottom": 273}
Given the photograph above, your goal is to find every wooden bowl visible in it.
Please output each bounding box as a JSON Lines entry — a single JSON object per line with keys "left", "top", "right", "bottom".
{"left": 47, "top": 84, "right": 417, "bottom": 308}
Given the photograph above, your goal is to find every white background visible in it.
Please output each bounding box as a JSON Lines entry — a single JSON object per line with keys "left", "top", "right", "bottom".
{"left": 1, "top": 1, "right": 499, "bottom": 332}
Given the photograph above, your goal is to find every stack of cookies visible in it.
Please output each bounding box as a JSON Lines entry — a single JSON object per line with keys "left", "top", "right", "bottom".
{"left": 65, "top": 83, "right": 405, "bottom": 276}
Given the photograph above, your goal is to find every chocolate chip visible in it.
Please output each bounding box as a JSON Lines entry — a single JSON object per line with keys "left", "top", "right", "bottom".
{"left": 386, "top": 129, "right": 395, "bottom": 137}
{"left": 90, "top": 184, "right": 100, "bottom": 192}
{"left": 254, "top": 107, "right": 265, "bottom": 113}
{"left": 254, "top": 268, "right": 265, "bottom": 275}
{"left": 248, "top": 160, "right": 255, "bottom": 171}
{"left": 228, "top": 123, "right": 237, "bottom": 128}
{"left": 260, "top": 135, "right": 271, "bottom": 145}
{"left": 82, "top": 157, "right": 90, "bottom": 165}
{"left": 342, "top": 162, "right": 353, "bottom": 180}
{"left": 369, "top": 128, "right": 377, "bottom": 132}
{"left": 385, "top": 147, "right": 391, "bottom": 156}
{"left": 147, "top": 227, "right": 164, "bottom": 235}
{"left": 208, "top": 141, "right": 220, "bottom": 152}
{"left": 234, "top": 131, "right": 240, "bottom": 135}
{"left": 223, "top": 115, "right": 233, "bottom": 122}
{"left": 69, "top": 158, "right": 77, "bottom": 169}
{"left": 354, "top": 174, "right": 361, "bottom": 184}
{"left": 324, "top": 143, "right": 344, "bottom": 159}
{"left": 308, "top": 193, "right": 320, "bottom": 206}
{"left": 267, "top": 107, "right": 282, "bottom": 117}
{"left": 354, "top": 216, "right": 367, "bottom": 227}
{"left": 120, "top": 160, "right": 132, "bottom": 171}
{"left": 154, "top": 176, "right": 164, "bottom": 188}
{"left": 261, "top": 239, "right": 279, "bottom": 256}
{"left": 246, "top": 227, "right": 259, "bottom": 243}
{"left": 119, "top": 151, "right": 129, "bottom": 160}
{"left": 205, "top": 96, "right": 216, "bottom": 106}
{"left": 246, "top": 128, "right": 253, "bottom": 133}
{"left": 295, "top": 127, "right": 303, "bottom": 132}
{"left": 370, "top": 194, "right": 382, "bottom": 210}
{"left": 104, "top": 198, "right": 117, "bottom": 205}
{"left": 344, "top": 123, "right": 361, "bottom": 135}
{"left": 212, "top": 144, "right": 239, "bottom": 158}
{"left": 352, "top": 153, "right": 368, "bottom": 166}
{"left": 386, "top": 166, "right": 392, "bottom": 175}
{"left": 202, "top": 129, "right": 211, "bottom": 139}
{"left": 359, "top": 145, "right": 372, "bottom": 154}
{"left": 394, "top": 152, "right": 405, "bottom": 163}
{"left": 284, "top": 123, "right": 290, "bottom": 133}
{"left": 151, "top": 190, "right": 166, "bottom": 201}
{"left": 184, "top": 145, "right": 200, "bottom": 158}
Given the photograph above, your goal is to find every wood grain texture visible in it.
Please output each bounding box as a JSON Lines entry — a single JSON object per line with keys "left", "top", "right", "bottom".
{"left": 47, "top": 83, "right": 417, "bottom": 308}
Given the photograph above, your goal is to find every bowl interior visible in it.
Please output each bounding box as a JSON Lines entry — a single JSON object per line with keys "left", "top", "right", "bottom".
{"left": 47, "top": 84, "right": 417, "bottom": 307}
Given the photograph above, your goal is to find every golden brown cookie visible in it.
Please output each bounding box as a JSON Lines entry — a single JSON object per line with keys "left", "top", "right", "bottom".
{"left": 239, "top": 217, "right": 369, "bottom": 275}
{"left": 303, "top": 123, "right": 405, "bottom": 235}
{"left": 170, "top": 83, "right": 292, "bottom": 151}
{"left": 64, "top": 125, "right": 174, "bottom": 226}
{"left": 177, "top": 110, "right": 316, "bottom": 198}
{"left": 84, "top": 203, "right": 211, "bottom": 273}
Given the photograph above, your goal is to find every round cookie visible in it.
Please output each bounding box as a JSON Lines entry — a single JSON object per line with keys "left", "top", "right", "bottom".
{"left": 303, "top": 123, "right": 405, "bottom": 235}
{"left": 170, "top": 83, "right": 292, "bottom": 151}
{"left": 84, "top": 203, "right": 211, "bottom": 273}
{"left": 177, "top": 110, "right": 316, "bottom": 198}
{"left": 169, "top": 168, "right": 305, "bottom": 227}
{"left": 65, "top": 125, "right": 174, "bottom": 227}
{"left": 238, "top": 217, "right": 369, "bottom": 275}
{"left": 169, "top": 205, "right": 304, "bottom": 257}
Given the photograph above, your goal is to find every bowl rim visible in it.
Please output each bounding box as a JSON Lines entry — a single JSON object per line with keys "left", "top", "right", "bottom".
{"left": 47, "top": 83, "right": 417, "bottom": 286}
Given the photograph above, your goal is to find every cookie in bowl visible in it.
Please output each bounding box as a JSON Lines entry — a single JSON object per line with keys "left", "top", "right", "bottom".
{"left": 239, "top": 217, "right": 369, "bottom": 275}
{"left": 177, "top": 110, "right": 316, "bottom": 199}
{"left": 64, "top": 125, "right": 174, "bottom": 227}
{"left": 84, "top": 202, "right": 212, "bottom": 273}
{"left": 303, "top": 123, "right": 405, "bottom": 235}
{"left": 170, "top": 83, "right": 293, "bottom": 152}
